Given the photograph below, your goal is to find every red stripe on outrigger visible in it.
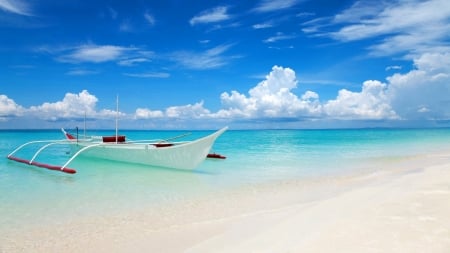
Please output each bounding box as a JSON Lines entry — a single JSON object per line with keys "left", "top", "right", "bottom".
{"left": 7, "top": 156, "right": 77, "bottom": 174}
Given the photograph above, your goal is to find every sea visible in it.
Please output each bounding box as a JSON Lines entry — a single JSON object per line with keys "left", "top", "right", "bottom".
{"left": 1, "top": 128, "right": 450, "bottom": 232}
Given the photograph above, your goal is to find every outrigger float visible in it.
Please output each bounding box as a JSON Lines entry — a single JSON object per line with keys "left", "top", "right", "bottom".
{"left": 7, "top": 127, "right": 227, "bottom": 174}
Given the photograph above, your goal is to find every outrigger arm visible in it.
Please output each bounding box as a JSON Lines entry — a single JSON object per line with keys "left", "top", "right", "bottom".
{"left": 59, "top": 143, "right": 103, "bottom": 171}
{"left": 7, "top": 139, "right": 78, "bottom": 174}
{"left": 7, "top": 140, "right": 64, "bottom": 158}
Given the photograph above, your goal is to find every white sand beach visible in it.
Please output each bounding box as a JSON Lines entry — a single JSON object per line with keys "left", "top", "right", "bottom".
{"left": 2, "top": 153, "right": 450, "bottom": 253}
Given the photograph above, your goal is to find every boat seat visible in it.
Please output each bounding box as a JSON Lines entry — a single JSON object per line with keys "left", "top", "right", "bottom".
{"left": 102, "top": 136, "right": 126, "bottom": 143}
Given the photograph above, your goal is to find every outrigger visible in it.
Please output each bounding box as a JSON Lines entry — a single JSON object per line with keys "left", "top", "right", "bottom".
{"left": 7, "top": 127, "right": 227, "bottom": 174}
{"left": 7, "top": 139, "right": 78, "bottom": 174}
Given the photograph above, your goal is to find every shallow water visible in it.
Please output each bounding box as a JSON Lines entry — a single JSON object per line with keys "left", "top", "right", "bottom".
{"left": 1, "top": 128, "right": 450, "bottom": 230}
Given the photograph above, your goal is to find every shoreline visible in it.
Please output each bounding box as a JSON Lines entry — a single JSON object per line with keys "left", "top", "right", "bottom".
{"left": 2, "top": 152, "right": 450, "bottom": 252}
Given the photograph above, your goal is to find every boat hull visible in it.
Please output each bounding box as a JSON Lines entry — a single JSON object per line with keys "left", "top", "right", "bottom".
{"left": 71, "top": 127, "right": 227, "bottom": 170}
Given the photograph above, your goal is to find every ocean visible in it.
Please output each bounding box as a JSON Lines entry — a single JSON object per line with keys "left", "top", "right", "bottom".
{"left": 1, "top": 128, "right": 450, "bottom": 232}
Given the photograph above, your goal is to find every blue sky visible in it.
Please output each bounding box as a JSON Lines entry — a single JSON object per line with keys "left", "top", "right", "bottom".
{"left": 1, "top": 0, "right": 450, "bottom": 129}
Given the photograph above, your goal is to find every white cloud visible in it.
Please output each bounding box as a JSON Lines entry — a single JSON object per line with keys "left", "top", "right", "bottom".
{"left": 304, "top": 0, "right": 450, "bottom": 56}
{"left": 135, "top": 108, "right": 164, "bottom": 119}
{"left": 412, "top": 52, "right": 450, "bottom": 73}
{"left": 0, "top": 91, "right": 127, "bottom": 124}
{"left": 3, "top": 55, "right": 450, "bottom": 127}
{"left": 134, "top": 102, "right": 211, "bottom": 120}
{"left": 217, "top": 66, "right": 322, "bottom": 118}
{"left": 386, "top": 52, "right": 450, "bottom": 120}
{"left": 190, "top": 6, "right": 230, "bottom": 26}
{"left": 166, "top": 101, "right": 211, "bottom": 118}
{"left": 324, "top": 80, "right": 398, "bottom": 120}
{"left": 47, "top": 44, "right": 155, "bottom": 66}
{"left": 216, "top": 61, "right": 450, "bottom": 122}
{"left": 332, "top": 1, "right": 383, "bottom": 24}
{"left": 144, "top": 12, "right": 155, "bottom": 26}
{"left": 26, "top": 90, "right": 116, "bottom": 121}
{"left": 263, "top": 32, "right": 296, "bottom": 43}
{"left": 253, "top": 22, "right": 273, "bottom": 29}
{"left": 124, "top": 72, "right": 170, "bottom": 78}
{"left": 29, "top": 90, "right": 96, "bottom": 120}
{"left": 58, "top": 44, "right": 133, "bottom": 63}
{"left": 0, "top": 94, "right": 24, "bottom": 120}
{"left": 66, "top": 69, "right": 99, "bottom": 76}
{"left": 297, "top": 0, "right": 450, "bottom": 123}
{"left": 118, "top": 58, "right": 150, "bottom": 66}
{"left": 385, "top": 65, "right": 402, "bottom": 71}
{"left": 322, "top": 52, "right": 450, "bottom": 121}
{"left": 253, "top": 0, "right": 299, "bottom": 13}
{"left": 171, "top": 44, "right": 235, "bottom": 70}
{"left": 331, "top": 0, "right": 450, "bottom": 40}
{"left": 0, "top": 0, "right": 32, "bottom": 16}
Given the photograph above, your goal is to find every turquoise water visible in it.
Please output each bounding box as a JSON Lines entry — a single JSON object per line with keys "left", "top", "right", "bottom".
{"left": 1, "top": 128, "right": 450, "bottom": 230}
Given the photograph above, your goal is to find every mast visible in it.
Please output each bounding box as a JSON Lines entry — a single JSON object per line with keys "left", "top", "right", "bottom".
{"left": 115, "top": 95, "right": 119, "bottom": 144}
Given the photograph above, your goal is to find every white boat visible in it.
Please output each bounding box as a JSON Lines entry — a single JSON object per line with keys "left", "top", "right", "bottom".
{"left": 7, "top": 127, "right": 228, "bottom": 174}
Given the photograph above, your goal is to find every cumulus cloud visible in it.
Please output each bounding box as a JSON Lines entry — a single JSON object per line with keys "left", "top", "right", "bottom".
{"left": 215, "top": 60, "right": 450, "bottom": 123}
{"left": 28, "top": 90, "right": 98, "bottom": 120}
{"left": 324, "top": 80, "right": 398, "bottom": 120}
{"left": 216, "top": 66, "right": 322, "bottom": 119}
{"left": 166, "top": 101, "right": 211, "bottom": 118}
{"left": 322, "top": 52, "right": 450, "bottom": 121}
{"left": 134, "top": 102, "right": 210, "bottom": 120}
{"left": 0, "top": 94, "right": 24, "bottom": 120}
{"left": 135, "top": 108, "right": 164, "bottom": 119}
{"left": 3, "top": 57, "right": 450, "bottom": 127}
{"left": 296, "top": 0, "right": 450, "bottom": 124}
{"left": 27, "top": 90, "right": 119, "bottom": 121}
{"left": 387, "top": 52, "right": 450, "bottom": 120}
{"left": 0, "top": 91, "right": 126, "bottom": 124}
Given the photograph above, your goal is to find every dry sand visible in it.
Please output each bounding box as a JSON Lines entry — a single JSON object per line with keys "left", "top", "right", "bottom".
{"left": 2, "top": 154, "right": 450, "bottom": 253}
